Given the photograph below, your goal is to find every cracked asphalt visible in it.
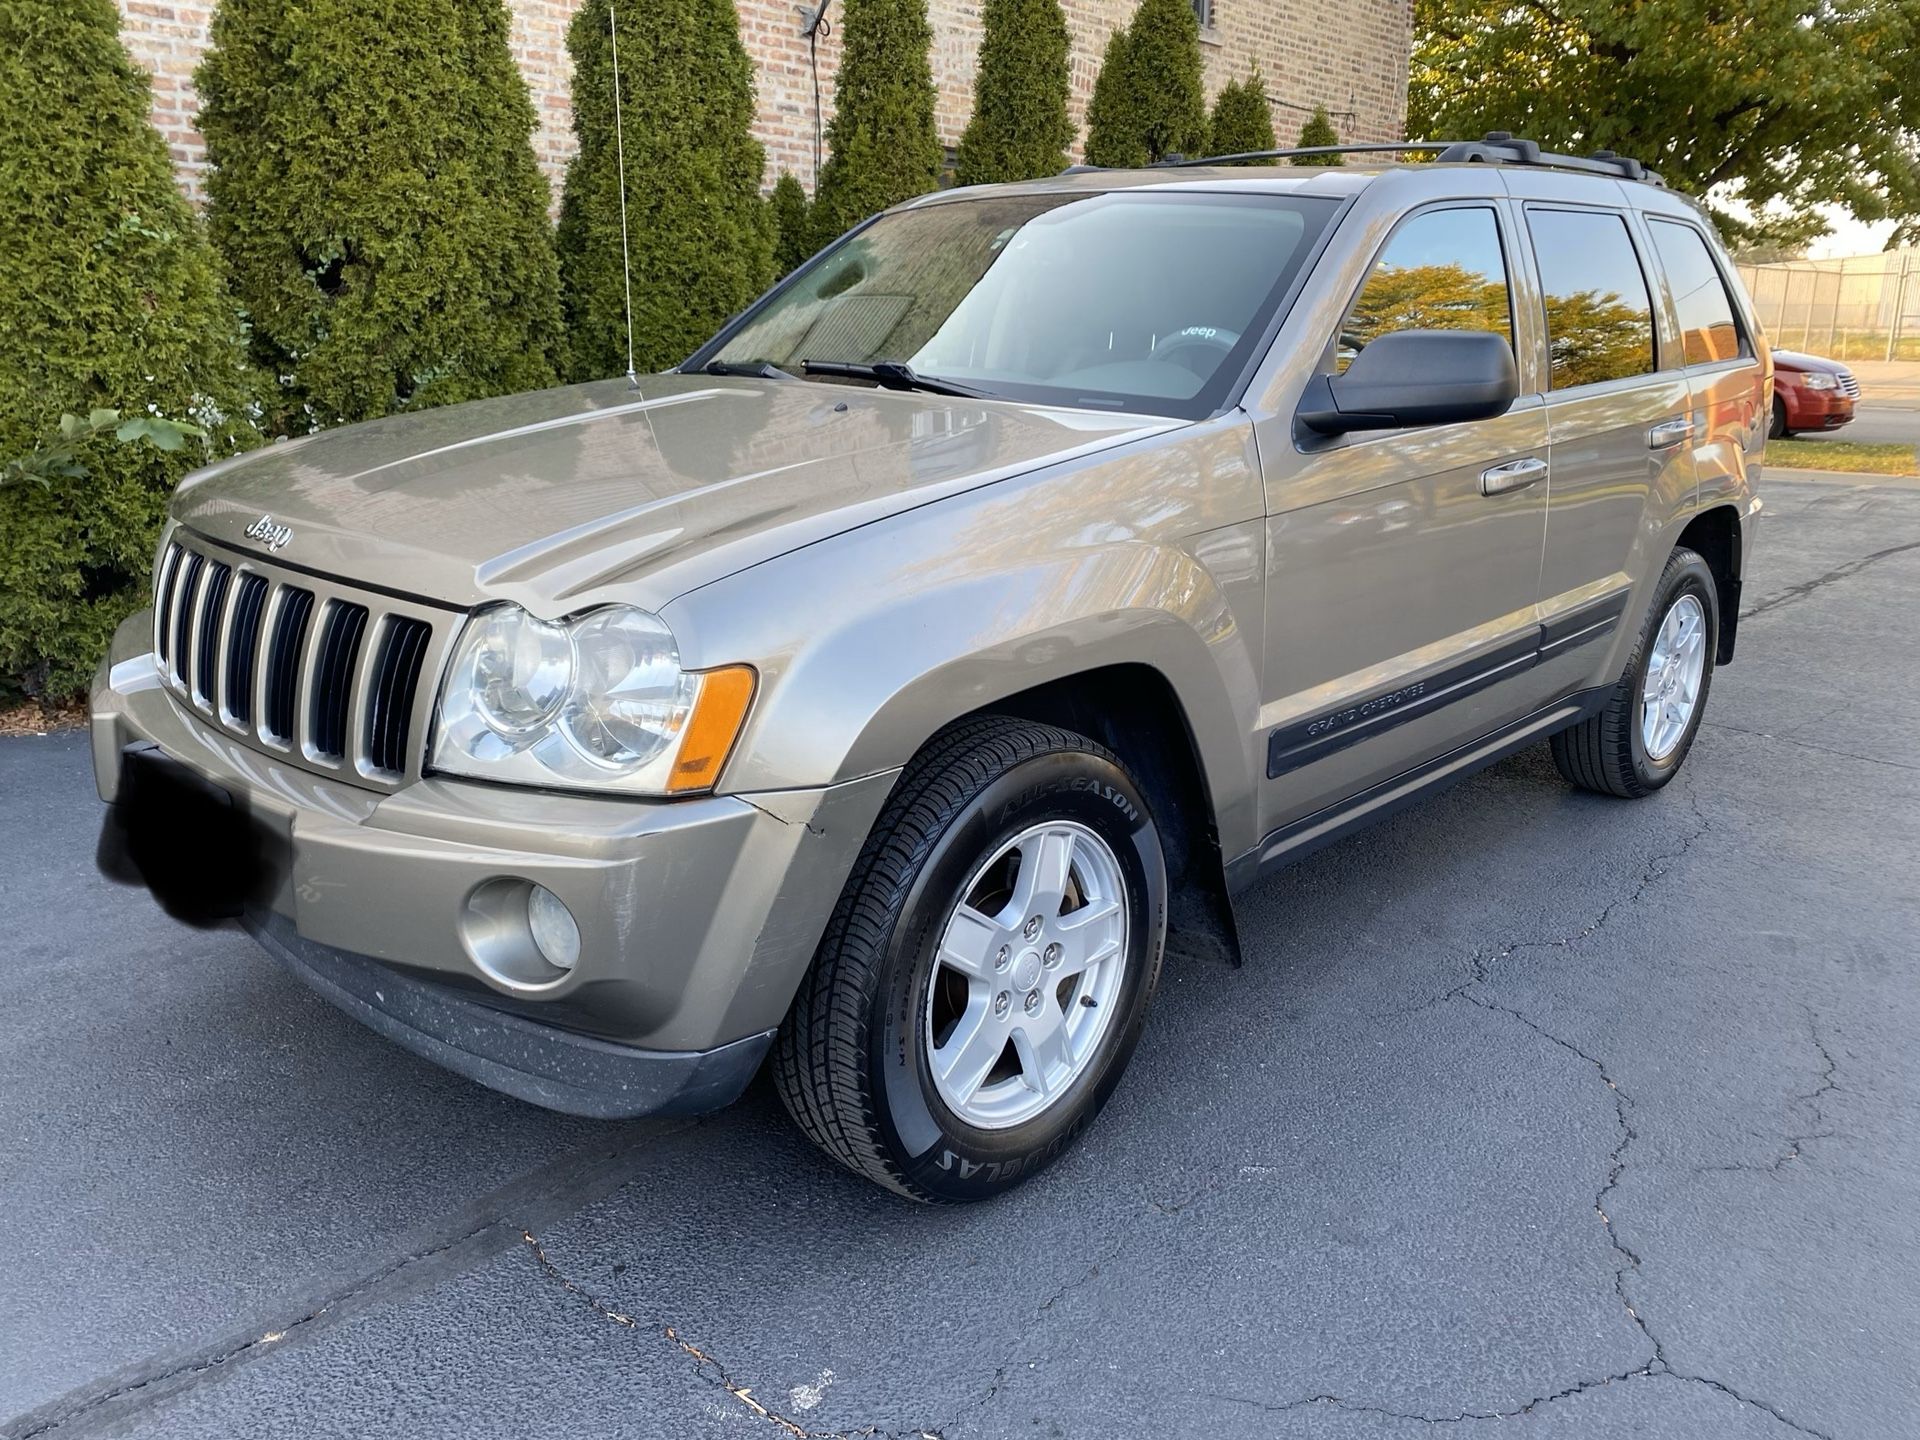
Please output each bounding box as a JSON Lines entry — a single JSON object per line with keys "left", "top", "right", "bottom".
{"left": 4, "top": 472, "right": 1917, "bottom": 1440}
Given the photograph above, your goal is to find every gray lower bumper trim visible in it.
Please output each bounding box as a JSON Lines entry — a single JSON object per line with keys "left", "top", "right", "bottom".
{"left": 245, "top": 912, "right": 773, "bottom": 1120}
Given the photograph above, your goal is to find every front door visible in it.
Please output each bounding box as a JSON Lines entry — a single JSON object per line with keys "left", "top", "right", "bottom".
{"left": 1256, "top": 201, "right": 1551, "bottom": 832}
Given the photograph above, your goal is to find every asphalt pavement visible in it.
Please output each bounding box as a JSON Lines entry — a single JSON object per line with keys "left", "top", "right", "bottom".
{"left": 3, "top": 473, "right": 1916, "bottom": 1439}
{"left": 1825, "top": 406, "right": 1920, "bottom": 449}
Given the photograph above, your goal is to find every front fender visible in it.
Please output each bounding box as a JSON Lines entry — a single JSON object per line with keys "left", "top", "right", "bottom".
{"left": 663, "top": 423, "right": 1268, "bottom": 859}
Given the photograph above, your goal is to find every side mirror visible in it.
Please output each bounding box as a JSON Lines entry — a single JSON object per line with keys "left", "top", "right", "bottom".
{"left": 1299, "top": 329, "right": 1518, "bottom": 435}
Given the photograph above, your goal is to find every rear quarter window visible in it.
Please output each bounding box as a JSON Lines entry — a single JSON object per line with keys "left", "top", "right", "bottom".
{"left": 1648, "top": 219, "right": 1748, "bottom": 366}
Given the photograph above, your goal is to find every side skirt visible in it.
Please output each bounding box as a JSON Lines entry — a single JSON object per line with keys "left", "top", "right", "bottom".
{"left": 1225, "top": 683, "right": 1611, "bottom": 895}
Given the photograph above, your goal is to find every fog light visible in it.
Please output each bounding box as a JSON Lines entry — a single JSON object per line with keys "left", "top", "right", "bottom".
{"left": 526, "top": 884, "right": 581, "bottom": 971}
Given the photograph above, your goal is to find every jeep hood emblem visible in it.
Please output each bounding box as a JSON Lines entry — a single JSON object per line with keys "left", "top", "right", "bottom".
{"left": 244, "top": 514, "right": 293, "bottom": 552}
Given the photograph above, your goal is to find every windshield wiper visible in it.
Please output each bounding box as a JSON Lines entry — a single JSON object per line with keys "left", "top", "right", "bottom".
{"left": 801, "top": 359, "right": 990, "bottom": 399}
{"left": 700, "top": 359, "right": 796, "bottom": 381}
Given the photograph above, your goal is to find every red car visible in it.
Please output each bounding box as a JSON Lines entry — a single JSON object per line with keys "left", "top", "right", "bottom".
{"left": 1771, "top": 350, "right": 1859, "bottom": 436}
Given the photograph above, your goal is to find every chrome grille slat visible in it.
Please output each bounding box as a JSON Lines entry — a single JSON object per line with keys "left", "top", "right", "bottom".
{"left": 309, "top": 601, "right": 370, "bottom": 761}
{"left": 266, "top": 588, "right": 316, "bottom": 744}
{"left": 1837, "top": 369, "right": 1860, "bottom": 400}
{"left": 151, "top": 528, "right": 454, "bottom": 790}
{"left": 223, "top": 574, "right": 270, "bottom": 727}
{"left": 193, "top": 562, "right": 232, "bottom": 707}
{"left": 170, "top": 552, "right": 205, "bottom": 685}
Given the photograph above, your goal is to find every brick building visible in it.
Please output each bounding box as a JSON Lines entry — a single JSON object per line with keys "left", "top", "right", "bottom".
{"left": 116, "top": 0, "right": 1411, "bottom": 205}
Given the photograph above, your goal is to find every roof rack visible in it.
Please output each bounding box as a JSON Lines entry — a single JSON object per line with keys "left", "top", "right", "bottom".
{"left": 1137, "top": 132, "right": 1666, "bottom": 186}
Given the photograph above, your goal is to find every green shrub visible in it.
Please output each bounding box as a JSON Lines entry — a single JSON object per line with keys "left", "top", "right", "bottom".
{"left": 1084, "top": 27, "right": 1146, "bottom": 167}
{"left": 770, "top": 173, "right": 814, "bottom": 277}
{"left": 1295, "top": 103, "right": 1343, "bottom": 163}
{"left": 1207, "top": 71, "right": 1275, "bottom": 160}
{"left": 558, "top": 0, "right": 775, "bottom": 378}
{"left": 198, "top": 0, "right": 566, "bottom": 428}
{"left": 1082, "top": 0, "right": 1205, "bottom": 167}
{"left": 955, "top": 0, "right": 1072, "bottom": 184}
{"left": 811, "top": 0, "right": 943, "bottom": 244}
{"left": 0, "top": 0, "right": 257, "bottom": 702}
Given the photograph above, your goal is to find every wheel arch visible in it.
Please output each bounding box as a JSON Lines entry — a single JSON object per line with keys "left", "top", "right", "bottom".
{"left": 1676, "top": 504, "right": 1744, "bottom": 662}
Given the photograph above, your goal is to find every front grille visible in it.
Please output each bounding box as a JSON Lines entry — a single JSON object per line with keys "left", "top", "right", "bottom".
{"left": 1837, "top": 368, "right": 1860, "bottom": 400}
{"left": 151, "top": 532, "right": 452, "bottom": 786}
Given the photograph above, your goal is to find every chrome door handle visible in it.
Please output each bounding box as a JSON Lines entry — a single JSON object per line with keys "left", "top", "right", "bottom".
{"left": 1480, "top": 456, "right": 1547, "bottom": 496}
{"left": 1648, "top": 418, "right": 1695, "bottom": 450}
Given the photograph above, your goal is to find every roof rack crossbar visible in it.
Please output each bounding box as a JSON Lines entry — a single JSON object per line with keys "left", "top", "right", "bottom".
{"left": 1129, "top": 132, "right": 1665, "bottom": 187}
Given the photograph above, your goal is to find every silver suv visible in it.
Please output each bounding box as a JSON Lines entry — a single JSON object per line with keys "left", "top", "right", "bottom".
{"left": 92, "top": 136, "right": 1766, "bottom": 1200}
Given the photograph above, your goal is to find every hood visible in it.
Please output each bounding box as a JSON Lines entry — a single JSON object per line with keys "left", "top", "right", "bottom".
{"left": 172, "top": 374, "right": 1174, "bottom": 613}
{"left": 1771, "top": 349, "right": 1848, "bottom": 376}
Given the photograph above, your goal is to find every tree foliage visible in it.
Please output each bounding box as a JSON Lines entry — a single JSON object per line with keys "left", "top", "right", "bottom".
{"left": 1206, "top": 71, "right": 1276, "bottom": 160}
{"left": 1084, "top": 0, "right": 1207, "bottom": 167}
{"left": 0, "top": 0, "right": 257, "bottom": 700}
{"left": 558, "top": 0, "right": 775, "bottom": 379}
{"left": 1295, "top": 103, "right": 1341, "bottom": 162}
{"left": 198, "top": 0, "right": 564, "bottom": 429}
{"left": 1411, "top": 0, "right": 1920, "bottom": 245}
{"left": 812, "top": 0, "right": 943, "bottom": 245}
{"left": 770, "top": 173, "right": 815, "bottom": 277}
{"left": 1083, "top": 26, "right": 1145, "bottom": 167}
{"left": 956, "top": 0, "right": 1073, "bottom": 184}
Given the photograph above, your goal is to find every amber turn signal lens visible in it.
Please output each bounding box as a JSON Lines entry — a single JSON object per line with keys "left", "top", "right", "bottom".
{"left": 667, "top": 666, "right": 756, "bottom": 794}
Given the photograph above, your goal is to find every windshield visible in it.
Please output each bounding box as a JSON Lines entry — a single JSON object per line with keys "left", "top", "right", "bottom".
{"left": 704, "top": 190, "right": 1337, "bottom": 418}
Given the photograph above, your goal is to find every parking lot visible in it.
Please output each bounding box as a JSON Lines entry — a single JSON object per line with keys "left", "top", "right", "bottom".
{"left": 3, "top": 471, "right": 1916, "bottom": 1440}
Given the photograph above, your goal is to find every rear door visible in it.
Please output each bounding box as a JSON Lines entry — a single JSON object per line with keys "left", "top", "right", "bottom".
{"left": 1519, "top": 198, "right": 1695, "bottom": 697}
{"left": 1255, "top": 197, "right": 1551, "bottom": 831}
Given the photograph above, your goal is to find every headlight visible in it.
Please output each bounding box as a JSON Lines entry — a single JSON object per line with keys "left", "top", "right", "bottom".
{"left": 432, "top": 603, "right": 755, "bottom": 796}
{"left": 1799, "top": 372, "right": 1838, "bottom": 391}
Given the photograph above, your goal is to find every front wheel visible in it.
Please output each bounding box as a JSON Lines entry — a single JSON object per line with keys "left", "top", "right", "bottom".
{"left": 1551, "top": 546, "right": 1718, "bottom": 798}
{"left": 772, "top": 717, "right": 1166, "bottom": 1201}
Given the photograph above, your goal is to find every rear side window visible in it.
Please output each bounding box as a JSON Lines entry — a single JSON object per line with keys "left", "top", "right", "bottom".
{"left": 1526, "top": 208, "right": 1656, "bottom": 389}
{"left": 1649, "top": 219, "right": 1746, "bottom": 365}
{"left": 1336, "top": 206, "right": 1513, "bottom": 372}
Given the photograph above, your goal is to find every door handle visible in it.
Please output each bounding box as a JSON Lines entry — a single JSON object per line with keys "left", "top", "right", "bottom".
{"left": 1480, "top": 456, "right": 1547, "bottom": 496}
{"left": 1648, "top": 418, "right": 1695, "bottom": 450}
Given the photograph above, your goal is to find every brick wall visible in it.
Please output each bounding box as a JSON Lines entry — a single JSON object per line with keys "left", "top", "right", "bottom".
{"left": 115, "top": 0, "right": 1410, "bottom": 205}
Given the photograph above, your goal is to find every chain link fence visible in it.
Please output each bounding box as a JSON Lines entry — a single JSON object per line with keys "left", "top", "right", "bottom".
{"left": 1736, "top": 249, "right": 1920, "bottom": 362}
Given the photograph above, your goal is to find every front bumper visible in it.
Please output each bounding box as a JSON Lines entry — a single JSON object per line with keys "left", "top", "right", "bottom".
{"left": 1782, "top": 387, "right": 1854, "bottom": 430}
{"left": 92, "top": 611, "right": 897, "bottom": 1115}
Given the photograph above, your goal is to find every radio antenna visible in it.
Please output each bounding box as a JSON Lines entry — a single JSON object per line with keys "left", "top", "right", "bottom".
{"left": 609, "top": 2, "right": 638, "bottom": 388}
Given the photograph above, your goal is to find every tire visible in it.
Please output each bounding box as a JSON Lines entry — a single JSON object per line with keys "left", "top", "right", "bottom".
{"left": 772, "top": 716, "right": 1167, "bottom": 1202}
{"left": 1769, "top": 397, "right": 1790, "bottom": 439}
{"left": 1550, "top": 546, "right": 1718, "bottom": 798}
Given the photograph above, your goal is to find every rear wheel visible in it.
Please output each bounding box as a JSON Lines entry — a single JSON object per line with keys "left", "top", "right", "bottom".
{"left": 1551, "top": 546, "right": 1718, "bottom": 798}
{"left": 772, "top": 716, "right": 1166, "bottom": 1201}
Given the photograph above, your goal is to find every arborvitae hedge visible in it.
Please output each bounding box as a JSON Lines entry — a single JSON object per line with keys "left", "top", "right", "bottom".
{"left": 558, "top": 0, "right": 774, "bottom": 378}
{"left": 1207, "top": 71, "right": 1276, "bottom": 160}
{"left": 955, "top": 0, "right": 1072, "bottom": 185}
{"left": 1124, "top": 0, "right": 1206, "bottom": 161}
{"left": 1083, "top": 27, "right": 1145, "bottom": 168}
{"left": 811, "top": 0, "right": 943, "bottom": 244}
{"left": 1083, "top": 0, "right": 1205, "bottom": 167}
{"left": 770, "top": 173, "right": 814, "bottom": 277}
{"left": 198, "top": 0, "right": 565, "bottom": 429}
{"left": 0, "top": 0, "right": 256, "bottom": 701}
{"left": 1296, "top": 104, "right": 1343, "bottom": 163}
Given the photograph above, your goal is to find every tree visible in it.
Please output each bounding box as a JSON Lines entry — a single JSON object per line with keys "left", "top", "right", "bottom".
{"left": 0, "top": 0, "right": 257, "bottom": 701}
{"left": 558, "top": 0, "right": 775, "bottom": 379}
{"left": 1295, "top": 103, "right": 1341, "bottom": 163}
{"left": 956, "top": 0, "right": 1073, "bottom": 184}
{"left": 1206, "top": 71, "right": 1276, "bottom": 161}
{"left": 1081, "top": 0, "right": 1205, "bottom": 166}
{"left": 1083, "top": 27, "right": 1146, "bottom": 168}
{"left": 770, "top": 173, "right": 815, "bottom": 278}
{"left": 1125, "top": 0, "right": 1207, "bottom": 161}
{"left": 812, "top": 0, "right": 943, "bottom": 245}
{"left": 198, "top": 0, "right": 565, "bottom": 430}
{"left": 1411, "top": 0, "right": 1920, "bottom": 246}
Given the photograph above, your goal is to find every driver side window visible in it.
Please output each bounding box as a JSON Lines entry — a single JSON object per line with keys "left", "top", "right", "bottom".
{"left": 1337, "top": 207, "right": 1514, "bottom": 373}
